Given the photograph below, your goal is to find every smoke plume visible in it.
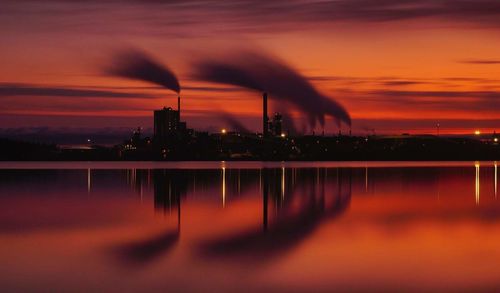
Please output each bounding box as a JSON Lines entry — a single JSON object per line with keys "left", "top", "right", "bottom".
{"left": 279, "top": 108, "right": 298, "bottom": 135}
{"left": 220, "top": 112, "right": 251, "bottom": 133}
{"left": 196, "top": 51, "right": 350, "bottom": 128}
{"left": 105, "top": 49, "right": 180, "bottom": 93}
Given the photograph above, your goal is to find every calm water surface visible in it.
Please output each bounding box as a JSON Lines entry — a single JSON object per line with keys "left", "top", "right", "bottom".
{"left": 1, "top": 161, "right": 499, "bottom": 292}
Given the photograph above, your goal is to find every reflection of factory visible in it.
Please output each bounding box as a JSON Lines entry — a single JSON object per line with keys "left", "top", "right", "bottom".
{"left": 153, "top": 169, "right": 187, "bottom": 211}
{"left": 122, "top": 166, "right": 352, "bottom": 262}
{"left": 198, "top": 167, "right": 352, "bottom": 260}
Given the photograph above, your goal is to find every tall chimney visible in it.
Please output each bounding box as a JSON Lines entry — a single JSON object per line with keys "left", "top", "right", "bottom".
{"left": 177, "top": 95, "right": 181, "bottom": 123}
{"left": 263, "top": 92, "right": 268, "bottom": 138}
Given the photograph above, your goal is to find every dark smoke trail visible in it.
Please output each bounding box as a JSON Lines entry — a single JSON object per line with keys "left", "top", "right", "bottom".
{"left": 272, "top": 102, "right": 298, "bottom": 135}
{"left": 279, "top": 108, "right": 298, "bottom": 135}
{"left": 195, "top": 51, "right": 350, "bottom": 128}
{"left": 219, "top": 112, "right": 251, "bottom": 133}
{"left": 105, "top": 49, "right": 180, "bottom": 93}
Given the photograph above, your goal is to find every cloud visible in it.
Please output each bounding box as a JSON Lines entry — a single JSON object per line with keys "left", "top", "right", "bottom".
{"left": 349, "top": 89, "right": 500, "bottom": 112}
{"left": 0, "top": 83, "right": 154, "bottom": 99}
{"left": 459, "top": 59, "right": 500, "bottom": 64}
{"left": 380, "top": 80, "right": 428, "bottom": 87}
{"left": 5, "top": 0, "right": 500, "bottom": 36}
{"left": 367, "top": 89, "right": 500, "bottom": 98}
{"left": 310, "top": 75, "right": 500, "bottom": 89}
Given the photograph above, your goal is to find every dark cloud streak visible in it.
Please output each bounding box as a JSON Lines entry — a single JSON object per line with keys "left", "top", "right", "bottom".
{"left": 0, "top": 83, "right": 153, "bottom": 99}
{"left": 459, "top": 59, "right": 500, "bottom": 64}
{"left": 5, "top": 0, "right": 500, "bottom": 36}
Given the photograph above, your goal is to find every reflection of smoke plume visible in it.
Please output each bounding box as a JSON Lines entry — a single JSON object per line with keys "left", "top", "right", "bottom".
{"left": 105, "top": 49, "right": 180, "bottom": 93}
{"left": 198, "top": 168, "right": 351, "bottom": 263}
{"left": 196, "top": 51, "right": 350, "bottom": 128}
{"left": 220, "top": 112, "right": 251, "bottom": 133}
{"left": 111, "top": 229, "right": 179, "bottom": 267}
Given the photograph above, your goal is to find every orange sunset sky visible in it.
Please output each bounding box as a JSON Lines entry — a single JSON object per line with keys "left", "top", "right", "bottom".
{"left": 1, "top": 0, "right": 500, "bottom": 136}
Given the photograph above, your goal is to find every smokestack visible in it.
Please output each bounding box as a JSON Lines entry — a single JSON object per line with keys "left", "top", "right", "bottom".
{"left": 263, "top": 92, "right": 268, "bottom": 138}
{"left": 177, "top": 95, "right": 181, "bottom": 122}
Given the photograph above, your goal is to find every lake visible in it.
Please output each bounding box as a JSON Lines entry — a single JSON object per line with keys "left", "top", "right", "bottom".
{"left": 1, "top": 161, "right": 499, "bottom": 292}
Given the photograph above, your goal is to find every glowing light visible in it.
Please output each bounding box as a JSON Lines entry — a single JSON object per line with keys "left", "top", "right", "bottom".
{"left": 495, "top": 162, "right": 498, "bottom": 198}
{"left": 475, "top": 162, "right": 480, "bottom": 205}
{"left": 494, "top": 138, "right": 498, "bottom": 142}
{"left": 87, "top": 168, "right": 91, "bottom": 193}
{"left": 222, "top": 167, "right": 226, "bottom": 207}
{"left": 221, "top": 128, "right": 227, "bottom": 134}
{"left": 365, "top": 166, "right": 368, "bottom": 192}
{"left": 281, "top": 166, "right": 285, "bottom": 200}
{"left": 87, "top": 139, "right": 91, "bottom": 143}
{"left": 474, "top": 130, "right": 481, "bottom": 135}
{"left": 281, "top": 133, "right": 286, "bottom": 138}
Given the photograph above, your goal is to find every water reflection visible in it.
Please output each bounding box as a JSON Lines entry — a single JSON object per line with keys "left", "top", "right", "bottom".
{"left": 199, "top": 167, "right": 351, "bottom": 262}
{"left": 476, "top": 162, "right": 480, "bottom": 205}
{"left": 113, "top": 167, "right": 353, "bottom": 264}
{"left": 495, "top": 161, "right": 498, "bottom": 198}
{"left": 2, "top": 163, "right": 500, "bottom": 291}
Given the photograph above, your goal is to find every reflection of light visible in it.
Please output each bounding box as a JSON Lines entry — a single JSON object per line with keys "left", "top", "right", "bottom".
{"left": 281, "top": 167, "right": 285, "bottom": 200}
{"left": 259, "top": 169, "right": 261, "bottom": 191}
{"left": 475, "top": 162, "right": 480, "bottom": 205}
{"left": 221, "top": 128, "right": 227, "bottom": 134}
{"left": 316, "top": 168, "right": 320, "bottom": 189}
{"left": 237, "top": 169, "right": 241, "bottom": 195}
{"left": 365, "top": 166, "right": 368, "bottom": 192}
{"left": 131, "top": 168, "right": 136, "bottom": 188}
{"left": 87, "top": 168, "right": 91, "bottom": 193}
{"left": 495, "top": 162, "right": 498, "bottom": 198}
{"left": 222, "top": 167, "right": 226, "bottom": 207}
{"left": 474, "top": 130, "right": 481, "bottom": 135}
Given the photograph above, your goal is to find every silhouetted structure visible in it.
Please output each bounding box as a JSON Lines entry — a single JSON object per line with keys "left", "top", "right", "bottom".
{"left": 270, "top": 112, "right": 283, "bottom": 137}
{"left": 152, "top": 102, "right": 191, "bottom": 159}
{"left": 263, "top": 92, "right": 269, "bottom": 138}
{"left": 154, "top": 107, "right": 181, "bottom": 140}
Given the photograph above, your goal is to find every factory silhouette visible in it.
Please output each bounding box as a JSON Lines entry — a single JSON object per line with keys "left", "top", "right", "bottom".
{"left": 109, "top": 48, "right": 351, "bottom": 159}
{"left": 116, "top": 89, "right": 500, "bottom": 161}
{"left": 107, "top": 48, "right": 500, "bottom": 161}
{"left": 1, "top": 48, "right": 500, "bottom": 161}
{"left": 122, "top": 91, "right": 298, "bottom": 160}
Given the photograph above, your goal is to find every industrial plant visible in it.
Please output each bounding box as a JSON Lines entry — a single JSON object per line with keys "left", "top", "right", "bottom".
{"left": 1, "top": 48, "right": 499, "bottom": 161}
{"left": 111, "top": 90, "right": 500, "bottom": 161}
{"left": 119, "top": 91, "right": 298, "bottom": 160}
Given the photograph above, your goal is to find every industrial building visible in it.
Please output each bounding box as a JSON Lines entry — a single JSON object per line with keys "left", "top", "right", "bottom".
{"left": 153, "top": 96, "right": 187, "bottom": 145}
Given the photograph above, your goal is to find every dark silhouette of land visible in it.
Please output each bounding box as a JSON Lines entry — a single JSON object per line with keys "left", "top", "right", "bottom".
{"left": 1, "top": 132, "right": 499, "bottom": 161}
{"left": 2, "top": 94, "right": 499, "bottom": 161}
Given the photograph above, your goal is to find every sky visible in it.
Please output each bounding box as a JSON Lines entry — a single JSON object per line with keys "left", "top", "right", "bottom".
{"left": 2, "top": 0, "right": 500, "bottom": 139}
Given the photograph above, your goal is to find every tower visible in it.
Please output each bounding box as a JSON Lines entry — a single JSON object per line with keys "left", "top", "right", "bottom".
{"left": 263, "top": 92, "right": 269, "bottom": 138}
{"left": 154, "top": 107, "right": 179, "bottom": 142}
{"left": 272, "top": 112, "right": 283, "bottom": 136}
{"left": 177, "top": 96, "right": 181, "bottom": 123}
